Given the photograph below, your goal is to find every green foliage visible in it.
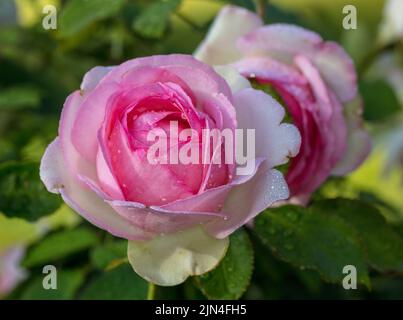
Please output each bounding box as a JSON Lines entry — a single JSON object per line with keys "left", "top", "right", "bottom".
{"left": 21, "top": 269, "right": 85, "bottom": 300}
{"left": 0, "top": 162, "right": 62, "bottom": 221}
{"left": 90, "top": 240, "right": 127, "bottom": 270}
{"left": 23, "top": 228, "right": 99, "bottom": 267}
{"left": 360, "top": 79, "right": 401, "bottom": 122}
{"left": 59, "top": 0, "right": 127, "bottom": 37}
{"left": 80, "top": 264, "right": 148, "bottom": 300}
{"left": 133, "top": 0, "right": 181, "bottom": 39}
{"left": 313, "top": 199, "right": 403, "bottom": 273}
{"left": 0, "top": 86, "right": 41, "bottom": 111}
{"left": 195, "top": 229, "right": 254, "bottom": 300}
{"left": 254, "top": 204, "right": 371, "bottom": 288}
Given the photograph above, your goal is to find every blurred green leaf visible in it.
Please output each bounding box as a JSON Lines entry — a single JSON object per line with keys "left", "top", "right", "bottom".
{"left": 133, "top": 0, "right": 181, "bottom": 39}
{"left": 0, "top": 162, "right": 61, "bottom": 221}
{"left": 90, "top": 240, "right": 127, "bottom": 270}
{"left": 80, "top": 264, "right": 147, "bottom": 299}
{"left": 20, "top": 269, "right": 85, "bottom": 300}
{"left": 0, "top": 86, "right": 40, "bottom": 111}
{"left": 23, "top": 228, "right": 99, "bottom": 267}
{"left": 314, "top": 199, "right": 403, "bottom": 273}
{"left": 255, "top": 205, "right": 371, "bottom": 288}
{"left": 195, "top": 229, "right": 254, "bottom": 300}
{"left": 59, "top": 0, "right": 127, "bottom": 37}
{"left": 360, "top": 79, "right": 401, "bottom": 122}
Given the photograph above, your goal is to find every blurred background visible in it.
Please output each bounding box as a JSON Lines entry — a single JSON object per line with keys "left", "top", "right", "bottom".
{"left": 0, "top": 0, "right": 402, "bottom": 299}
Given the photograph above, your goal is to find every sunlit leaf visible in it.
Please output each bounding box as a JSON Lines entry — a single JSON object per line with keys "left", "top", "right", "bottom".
{"left": 59, "top": 0, "right": 127, "bottom": 37}
{"left": 133, "top": 0, "right": 181, "bottom": 39}
{"left": 23, "top": 228, "right": 99, "bottom": 267}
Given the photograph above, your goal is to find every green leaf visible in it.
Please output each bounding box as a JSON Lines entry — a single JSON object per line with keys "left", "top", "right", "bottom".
{"left": 0, "top": 162, "right": 62, "bottom": 221}
{"left": 23, "top": 228, "right": 99, "bottom": 268}
{"left": 59, "top": 0, "right": 127, "bottom": 37}
{"left": 254, "top": 205, "right": 371, "bottom": 288}
{"left": 90, "top": 240, "right": 127, "bottom": 270}
{"left": 360, "top": 79, "right": 401, "bottom": 122}
{"left": 195, "top": 229, "right": 254, "bottom": 300}
{"left": 21, "top": 269, "right": 85, "bottom": 300}
{"left": 80, "top": 264, "right": 148, "bottom": 300}
{"left": 0, "top": 86, "right": 41, "bottom": 111}
{"left": 133, "top": 0, "right": 181, "bottom": 39}
{"left": 313, "top": 198, "right": 403, "bottom": 273}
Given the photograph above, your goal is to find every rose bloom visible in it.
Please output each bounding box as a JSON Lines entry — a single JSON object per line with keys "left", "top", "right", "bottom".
{"left": 40, "top": 54, "right": 300, "bottom": 285}
{"left": 195, "top": 5, "right": 371, "bottom": 204}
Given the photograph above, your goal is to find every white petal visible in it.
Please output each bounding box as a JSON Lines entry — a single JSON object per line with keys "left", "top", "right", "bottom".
{"left": 127, "top": 227, "right": 229, "bottom": 286}
{"left": 234, "top": 88, "right": 301, "bottom": 167}
{"left": 194, "top": 5, "right": 263, "bottom": 65}
{"left": 214, "top": 65, "right": 251, "bottom": 94}
{"left": 40, "top": 138, "right": 64, "bottom": 194}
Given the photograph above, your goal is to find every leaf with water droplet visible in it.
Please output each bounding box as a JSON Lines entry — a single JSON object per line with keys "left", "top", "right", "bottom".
{"left": 255, "top": 205, "right": 371, "bottom": 288}
{"left": 195, "top": 228, "right": 253, "bottom": 299}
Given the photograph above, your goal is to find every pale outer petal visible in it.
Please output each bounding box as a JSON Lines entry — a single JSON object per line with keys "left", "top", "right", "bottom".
{"left": 234, "top": 88, "right": 301, "bottom": 167}
{"left": 194, "top": 5, "right": 263, "bottom": 65}
{"left": 214, "top": 65, "right": 251, "bottom": 94}
{"left": 127, "top": 227, "right": 229, "bottom": 286}
{"left": 80, "top": 66, "right": 114, "bottom": 92}
{"left": 332, "top": 97, "right": 372, "bottom": 176}
{"left": 40, "top": 137, "right": 153, "bottom": 240}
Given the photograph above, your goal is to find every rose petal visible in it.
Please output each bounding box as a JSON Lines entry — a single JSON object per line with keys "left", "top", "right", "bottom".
{"left": 194, "top": 5, "right": 263, "bottom": 65}
{"left": 332, "top": 97, "right": 372, "bottom": 175}
{"left": 238, "top": 24, "right": 357, "bottom": 102}
{"left": 80, "top": 66, "right": 114, "bottom": 92}
{"left": 214, "top": 65, "right": 251, "bottom": 94}
{"left": 234, "top": 88, "right": 301, "bottom": 168}
{"left": 127, "top": 227, "right": 229, "bottom": 286}
{"left": 205, "top": 166, "right": 290, "bottom": 239}
{"left": 41, "top": 139, "right": 152, "bottom": 240}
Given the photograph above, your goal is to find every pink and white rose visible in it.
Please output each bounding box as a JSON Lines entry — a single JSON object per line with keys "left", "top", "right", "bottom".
{"left": 195, "top": 5, "right": 371, "bottom": 203}
{"left": 40, "top": 54, "right": 300, "bottom": 285}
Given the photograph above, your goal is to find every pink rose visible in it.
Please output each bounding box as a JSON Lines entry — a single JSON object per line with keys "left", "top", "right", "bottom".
{"left": 195, "top": 5, "right": 371, "bottom": 203}
{"left": 40, "top": 54, "right": 300, "bottom": 285}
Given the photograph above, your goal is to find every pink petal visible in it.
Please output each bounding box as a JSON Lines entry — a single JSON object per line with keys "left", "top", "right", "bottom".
{"left": 332, "top": 97, "right": 372, "bottom": 175}
{"left": 102, "top": 54, "right": 232, "bottom": 100}
{"left": 44, "top": 127, "right": 152, "bottom": 240}
{"left": 238, "top": 24, "right": 357, "bottom": 102}
{"left": 206, "top": 165, "right": 289, "bottom": 239}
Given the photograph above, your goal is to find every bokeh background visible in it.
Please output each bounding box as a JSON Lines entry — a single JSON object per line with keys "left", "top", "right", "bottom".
{"left": 0, "top": 0, "right": 402, "bottom": 299}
